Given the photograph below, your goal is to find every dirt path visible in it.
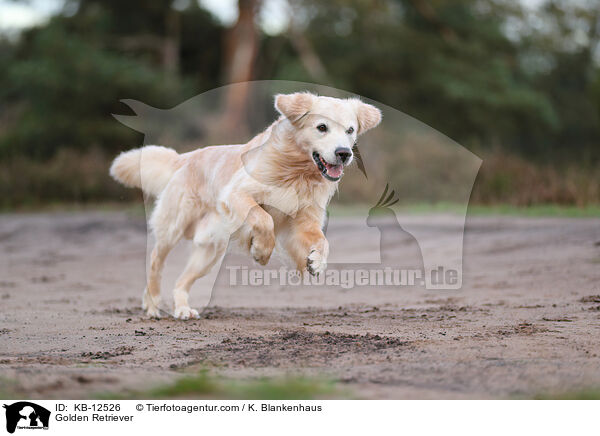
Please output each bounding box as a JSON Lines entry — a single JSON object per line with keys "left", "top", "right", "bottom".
{"left": 1, "top": 210, "right": 599, "bottom": 399}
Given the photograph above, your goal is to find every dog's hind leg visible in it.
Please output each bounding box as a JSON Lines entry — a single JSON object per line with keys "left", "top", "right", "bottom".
{"left": 143, "top": 176, "right": 190, "bottom": 318}
{"left": 143, "top": 242, "right": 173, "bottom": 318}
{"left": 171, "top": 241, "right": 225, "bottom": 320}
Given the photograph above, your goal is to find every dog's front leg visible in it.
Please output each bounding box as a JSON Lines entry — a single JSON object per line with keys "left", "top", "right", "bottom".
{"left": 286, "top": 220, "right": 329, "bottom": 276}
{"left": 225, "top": 194, "right": 275, "bottom": 265}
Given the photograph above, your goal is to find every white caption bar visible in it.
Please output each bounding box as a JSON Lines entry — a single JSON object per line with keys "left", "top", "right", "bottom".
{"left": 0, "top": 400, "right": 596, "bottom": 436}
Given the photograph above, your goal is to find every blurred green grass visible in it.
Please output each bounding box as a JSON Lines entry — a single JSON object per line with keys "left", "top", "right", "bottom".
{"left": 100, "top": 371, "right": 343, "bottom": 400}
{"left": 0, "top": 377, "right": 23, "bottom": 400}
{"left": 533, "top": 390, "right": 600, "bottom": 400}
{"left": 2, "top": 148, "right": 599, "bottom": 213}
{"left": 329, "top": 203, "right": 600, "bottom": 218}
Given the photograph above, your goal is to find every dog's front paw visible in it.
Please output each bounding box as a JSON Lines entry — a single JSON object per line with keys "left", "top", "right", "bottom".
{"left": 174, "top": 306, "right": 200, "bottom": 320}
{"left": 146, "top": 306, "right": 161, "bottom": 319}
{"left": 307, "top": 249, "right": 326, "bottom": 276}
{"left": 250, "top": 234, "right": 275, "bottom": 266}
{"left": 142, "top": 288, "right": 161, "bottom": 319}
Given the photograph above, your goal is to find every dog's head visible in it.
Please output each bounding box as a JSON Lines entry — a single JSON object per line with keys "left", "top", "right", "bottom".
{"left": 275, "top": 92, "right": 382, "bottom": 182}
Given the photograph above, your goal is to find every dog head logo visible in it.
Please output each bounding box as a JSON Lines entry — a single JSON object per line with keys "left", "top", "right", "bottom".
{"left": 2, "top": 402, "right": 50, "bottom": 434}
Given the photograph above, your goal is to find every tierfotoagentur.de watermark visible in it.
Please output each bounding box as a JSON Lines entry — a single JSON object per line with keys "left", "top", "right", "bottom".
{"left": 227, "top": 266, "right": 459, "bottom": 289}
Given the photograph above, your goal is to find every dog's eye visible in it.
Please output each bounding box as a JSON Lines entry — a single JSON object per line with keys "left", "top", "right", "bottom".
{"left": 346, "top": 127, "right": 354, "bottom": 135}
{"left": 316, "top": 124, "right": 328, "bottom": 132}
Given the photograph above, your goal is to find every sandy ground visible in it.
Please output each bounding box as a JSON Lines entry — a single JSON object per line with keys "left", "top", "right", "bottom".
{"left": 1, "top": 210, "right": 599, "bottom": 399}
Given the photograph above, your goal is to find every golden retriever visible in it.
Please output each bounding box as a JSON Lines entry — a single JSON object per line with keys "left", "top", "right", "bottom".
{"left": 110, "top": 92, "right": 382, "bottom": 319}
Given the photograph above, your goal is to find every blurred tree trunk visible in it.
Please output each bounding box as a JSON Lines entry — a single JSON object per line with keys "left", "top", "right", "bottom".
{"left": 289, "top": 25, "right": 328, "bottom": 83}
{"left": 163, "top": 8, "right": 181, "bottom": 75}
{"left": 287, "top": 0, "right": 328, "bottom": 83}
{"left": 219, "top": 0, "right": 261, "bottom": 140}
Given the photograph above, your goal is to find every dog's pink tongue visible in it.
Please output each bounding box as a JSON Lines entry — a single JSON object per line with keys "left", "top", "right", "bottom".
{"left": 325, "top": 163, "right": 343, "bottom": 178}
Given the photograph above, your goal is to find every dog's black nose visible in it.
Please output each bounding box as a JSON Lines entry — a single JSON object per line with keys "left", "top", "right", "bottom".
{"left": 335, "top": 147, "right": 352, "bottom": 164}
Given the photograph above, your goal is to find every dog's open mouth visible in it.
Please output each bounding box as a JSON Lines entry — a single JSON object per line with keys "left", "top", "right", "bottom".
{"left": 312, "top": 152, "right": 343, "bottom": 182}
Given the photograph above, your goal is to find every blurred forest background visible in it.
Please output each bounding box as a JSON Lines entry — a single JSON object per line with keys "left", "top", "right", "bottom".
{"left": 1, "top": 0, "right": 599, "bottom": 208}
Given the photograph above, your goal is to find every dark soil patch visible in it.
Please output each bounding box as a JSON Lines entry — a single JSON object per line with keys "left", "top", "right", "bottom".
{"left": 497, "top": 322, "right": 549, "bottom": 337}
{"left": 580, "top": 295, "right": 600, "bottom": 303}
{"left": 80, "top": 346, "right": 134, "bottom": 360}
{"left": 184, "top": 330, "right": 412, "bottom": 368}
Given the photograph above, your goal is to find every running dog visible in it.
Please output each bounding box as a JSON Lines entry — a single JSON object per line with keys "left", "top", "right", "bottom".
{"left": 110, "top": 92, "right": 382, "bottom": 319}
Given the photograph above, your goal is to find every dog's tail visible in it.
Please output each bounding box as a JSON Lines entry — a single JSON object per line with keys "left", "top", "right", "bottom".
{"left": 109, "top": 145, "right": 180, "bottom": 197}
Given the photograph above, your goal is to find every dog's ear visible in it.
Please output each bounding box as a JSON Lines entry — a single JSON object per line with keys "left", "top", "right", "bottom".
{"left": 275, "top": 93, "right": 314, "bottom": 123}
{"left": 352, "top": 99, "right": 382, "bottom": 135}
